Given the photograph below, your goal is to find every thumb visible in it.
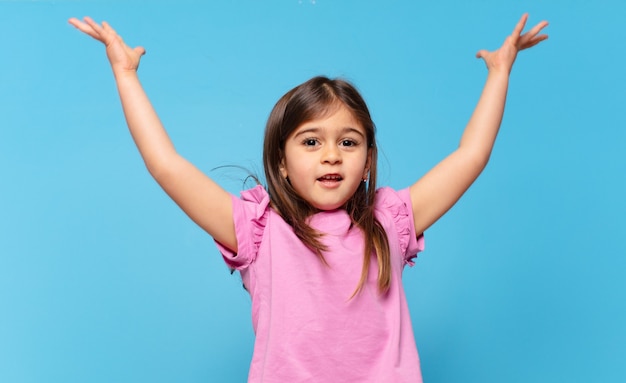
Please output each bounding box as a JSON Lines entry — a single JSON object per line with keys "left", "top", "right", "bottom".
{"left": 475, "top": 49, "right": 488, "bottom": 59}
{"left": 134, "top": 46, "right": 146, "bottom": 56}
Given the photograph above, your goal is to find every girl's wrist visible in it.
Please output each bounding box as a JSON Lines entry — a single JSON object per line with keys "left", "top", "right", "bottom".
{"left": 112, "top": 68, "right": 139, "bottom": 81}
{"left": 486, "top": 67, "right": 511, "bottom": 79}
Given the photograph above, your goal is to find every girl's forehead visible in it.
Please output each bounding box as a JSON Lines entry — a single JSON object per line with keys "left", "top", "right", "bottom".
{"left": 296, "top": 103, "right": 363, "bottom": 132}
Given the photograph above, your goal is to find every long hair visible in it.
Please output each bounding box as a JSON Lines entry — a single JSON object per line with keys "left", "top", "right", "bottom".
{"left": 263, "top": 76, "right": 391, "bottom": 296}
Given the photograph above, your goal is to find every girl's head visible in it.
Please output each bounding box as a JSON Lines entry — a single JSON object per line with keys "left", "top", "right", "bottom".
{"left": 263, "top": 76, "right": 391, "bottom": 295}
{"left": 263, "top": 76, "right": 378, "bottom": 216}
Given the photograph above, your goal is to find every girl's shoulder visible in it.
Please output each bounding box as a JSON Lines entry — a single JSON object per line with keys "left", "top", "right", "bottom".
{"left": 238, "top": 184, "right": 270, "bottom": 205}
{"left": 375, "top": 186, "right": 424, "bottom": 262}
{"left": 374, "top": 186, "right": 412, "bottom": 213}
{"left": 235, "top": 185, "right": 411, "bottom": 216}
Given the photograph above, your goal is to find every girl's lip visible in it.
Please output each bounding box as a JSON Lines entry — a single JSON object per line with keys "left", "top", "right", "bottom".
{"left": 317, "top": 173, "right": 343, "bottom": 181}
{"left": 317, "top": 174, "right": 343, "bottom": 188}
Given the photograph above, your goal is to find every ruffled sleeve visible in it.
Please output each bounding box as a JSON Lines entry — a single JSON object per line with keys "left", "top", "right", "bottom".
{"left": 375, "top": 187, "right": 425, "bottom": 267}
{"left": 215, "top": 185, "right": 270, "bottom": 270}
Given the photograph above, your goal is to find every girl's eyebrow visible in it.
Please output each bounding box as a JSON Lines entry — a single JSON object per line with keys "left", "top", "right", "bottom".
{"left": 293, "top": 126, "right": 365, "bottom": 138}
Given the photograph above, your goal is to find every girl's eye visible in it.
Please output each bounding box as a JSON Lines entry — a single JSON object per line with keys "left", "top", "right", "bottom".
{"left": 303, "top": 139, "right": 318, "bottom": 146}
{"left": 340, "top": 139, "right": 357, "bottom": 147}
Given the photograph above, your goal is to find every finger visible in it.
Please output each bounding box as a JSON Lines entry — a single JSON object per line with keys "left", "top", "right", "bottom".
{"left": 68, "top": 17, "right": 83, "bottom": 28}
{"left": 475, "top": 49, "right": 488, "bottom": 59}
{"left": 68, "top": 17, "right": 103, "bottom": 41}
{"left": 525, "top": 21, "right": 549, "bottom": 39}
{"left": 68, "top": 17, "right": 88, "bottom": 32}
{"left": 520, "top": 34, "right": 549, "bottom": 50}
{"left": 133, "top": 46, "right": 146, "bottom": 56}
{"left": 101, "top": 21, "right": 118, "bottom": 36}
{"left": 519, "top": 21, "right": 549, "bottom": 48}
{"left": 512, "top": 13, "right": 529, "bottom": 38}
{"left": 83, "top": 17, "right": 106, "bottom": 36}
{"left": 82, "top": 17, "right": 113, "bottom": 43}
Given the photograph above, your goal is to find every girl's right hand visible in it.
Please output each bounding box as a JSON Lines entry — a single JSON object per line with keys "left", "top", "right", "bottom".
{"left": 69, "top": 17, "right": 145, "bottom": 76}
{"left": 69, "top": 16, "right": 237, "bottom": 253}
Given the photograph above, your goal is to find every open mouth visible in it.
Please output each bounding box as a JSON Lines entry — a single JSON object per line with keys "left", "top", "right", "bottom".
{"left": 317, "top": 174, "right": 343, "bottom": 184}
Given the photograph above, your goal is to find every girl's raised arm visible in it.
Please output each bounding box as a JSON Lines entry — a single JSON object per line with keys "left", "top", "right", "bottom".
{"left": 69, "top": 17, "right": 238, "bottom": 252}
{"left": 409, "top": 14, "right": 548, "bottom": 236}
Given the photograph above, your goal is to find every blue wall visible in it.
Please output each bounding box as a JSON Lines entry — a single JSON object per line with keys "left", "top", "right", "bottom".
{"left": 1, "top": 1, "right": 624, "bottom": 382}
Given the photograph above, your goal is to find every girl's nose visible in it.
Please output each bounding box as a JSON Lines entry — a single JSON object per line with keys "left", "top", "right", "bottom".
{"left": 321, "top": 145, "right": 342, "bottom": 164}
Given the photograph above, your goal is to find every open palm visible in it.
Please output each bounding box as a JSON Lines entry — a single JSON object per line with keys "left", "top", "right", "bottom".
{"left": 69, "top": 17, "right": 145, "bottom": 74}
{"left": 476, "top": 14, "right": 549, "bottom": 73}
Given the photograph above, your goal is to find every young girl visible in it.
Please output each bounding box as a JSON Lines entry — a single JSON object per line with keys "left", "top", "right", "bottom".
{"left": 69, "top": 14, "right": 548, "bottom": 382}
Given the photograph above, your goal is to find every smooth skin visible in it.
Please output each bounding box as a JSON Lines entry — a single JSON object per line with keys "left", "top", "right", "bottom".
{"left": 408, "top": 13, "right": 548, "bottom": 235}
{"left": 68, "top": 13, "right": 548, "bottom": 251}
{"left": 68, "top": 17, "right": 237, "bottom": 252}
{"left": 279, "top": 104, "right": 372, "bottom": 212}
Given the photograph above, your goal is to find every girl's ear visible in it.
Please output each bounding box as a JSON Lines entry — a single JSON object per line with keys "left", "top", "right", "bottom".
{"left": 364, "top": 148, "right": 372, "bottom": 178}
{"left": 279, "top": 157, "right": 288, "bottom": 178}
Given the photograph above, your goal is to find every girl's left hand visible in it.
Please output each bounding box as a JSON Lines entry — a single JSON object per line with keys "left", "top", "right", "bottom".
{"left": 476, "top": 13, "right": 548, "bottom": 74}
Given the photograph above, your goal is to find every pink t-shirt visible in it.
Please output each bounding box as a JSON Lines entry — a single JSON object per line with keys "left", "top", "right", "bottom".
{"left": 216, "top": 185, "right": 425, "bottom": 382}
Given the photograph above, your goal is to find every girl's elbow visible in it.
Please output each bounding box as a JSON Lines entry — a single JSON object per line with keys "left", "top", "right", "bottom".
{"left": 462, "top": 148, "right": 492, "bottom": 172}
{"left": 145, "top": 156, "right": 176, "bottom": 183}
{"left": 476, "top": 151, "right": 491, "bottom": 170}
{"left": 142, "top": 148, "right": 182, "bottom": 178}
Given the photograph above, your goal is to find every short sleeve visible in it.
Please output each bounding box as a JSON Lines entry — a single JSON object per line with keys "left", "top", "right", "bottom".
{"left": 215, "top": 185, "right": 270, "bottom": 270}
{"left": 375, "top": 187, "right": 425, "bottom": 267}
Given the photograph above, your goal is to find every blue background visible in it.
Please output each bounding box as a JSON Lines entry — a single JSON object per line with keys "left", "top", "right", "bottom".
{"left": 1, "top": 1, "right": 625, "bottom": 382}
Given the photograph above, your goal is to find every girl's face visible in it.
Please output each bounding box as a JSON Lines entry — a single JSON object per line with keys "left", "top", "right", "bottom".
{"left": 280, "top": 103, "right": 371, "bottom": 211}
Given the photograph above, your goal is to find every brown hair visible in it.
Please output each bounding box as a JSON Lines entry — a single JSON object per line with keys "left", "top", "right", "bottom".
{"left": 263, "top": 76, "right": 391, "bottom": 296}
